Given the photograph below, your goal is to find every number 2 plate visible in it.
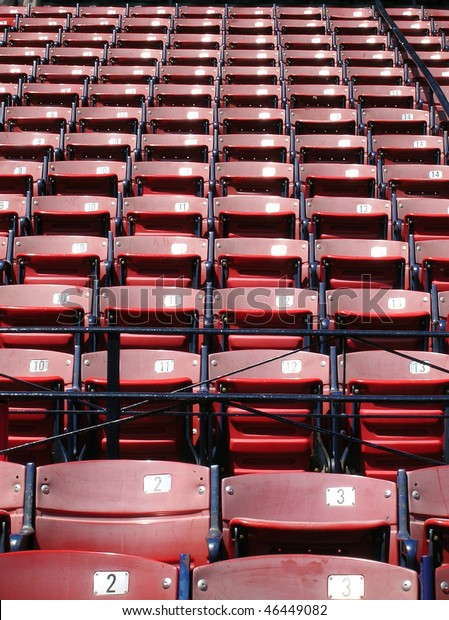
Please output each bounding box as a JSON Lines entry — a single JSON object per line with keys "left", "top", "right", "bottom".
{"left": 94, "top": 571, "right": 129, "bottom": 596}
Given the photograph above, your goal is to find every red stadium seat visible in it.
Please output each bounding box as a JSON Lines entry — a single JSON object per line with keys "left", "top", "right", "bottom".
{"left": 209, "top": 350, "right": 330, "bottom": 474}
{"left": 220, "top": 471, "right": 399, "bottom": 562}
{"left": 0, "top": 550, "right": 179, "bottom": 600}
{"left": 34, "top": 460, "right": 212, "bottom": 566}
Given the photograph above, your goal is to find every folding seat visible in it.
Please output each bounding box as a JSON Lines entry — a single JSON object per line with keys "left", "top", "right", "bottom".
{"left": 86, "top": 84, "right": 150, "bottom": 108}
{"left": 286, "top": 85, "right": 350, "bottom": 109}
{"left": 132, "top": 162, "right": 210, "bottom": 198}
{"left": 77, "top": 6, "right": 126, "bottom": 19}
{"left": 328, "top": 20, "right": 380, "bottom": 37}
{"left": 386, "top": 20, "right": 432, "bottom": 37}
{"left": 59, "top": 32, "right": 114, "bottom": 48}
{"left": 178, "top": 5, "right": 225, "bottom": 19}
{"left": 141, "top": 134, "right": 214, "bottom": 163}
{"left": 170, "top": 33, "right": 222, "bottom": 50}
{"left": 47, "top": 47, "right": 106, "bottom": 67}
{"left": 403, "top": 36, "right": 443, "bottom": 52}
{"left": 276, "top": 6, "right": 324, "bottom": 20}
{"left": 334, "top": 34, "right": 389, "bottom": 51}
{"left": 0, "top": 132, "right": 62, "bottom": 162}
{"left": 0, "top": 461, "right": 35, "bottom": 551}
{"left": 0, "top": 83, "right": 19, "bottom": 107}
{"left": 17, "top": 17, "right": 68, "bottom": 34}
{"left": 13, "top": 235, "right": 111, "bottom": 287}
{"left": 353, "top": 85, "right": 417, "bottom": 109}
{"left": 146, "top": 108, "right": 214, "bottom": 135}
{"left": 290, "top": 108, "right": 357, "bottom": 135}
{"left": 226, "top": 19, "right": 275, "bottom": 37}
{"left": 173, "top": 18, "right": 223, "bottom": 36}
{"left": 0, "top": 348, "right": 74, "bottom": 465}
{"left": 0, "top": 195, "right": 28, "bottom": 236}
{"left": 35, "top": 64, "right": 96, "bottom": 85}
{"left": 80, "top": 350, "right": 202, "bottom": 461}
{"left": 98, "top": 285, "right": 204, "bottom": 353}
{"left": 413, "top": 239, "right": 449, "bottom": 291}
{"left": 215, "top": 163, "right": 294, "bottom": 198}
{"left": 228, "top": 6, "right": 274, "bottom": 19}
{"left": 213, "top": 195, "right": 300, "bottom": 239}
{"left": 372, "top": 135, "right": 443, "bottom": 167}
{"left": 222, "top": 50, "right": 279, "bottom": 67}
{"left": 217, "top": 134, "right": 290, "bottom": 164}
{"left": 277, "top": 20, "right": 327, "bottom": 36}
{"left": 279, "top": 34, "right": 333, "bottom": 50}
{"left": 0, "top": 160, "right": 45, "bottom": 196}
{"left": 29, "top": 5, "right": 74, "bottom": 18}
{"left": 121, "top": 17, "right": 172, "bottom": 34}
{"left": 386, "top": 7, "right": 424, "bottom": 21}
{"left": 34, "top": 460, "right": 213, "bottom": 566}
{"left": 0, "top": 284, "right": 92, "bottom": 353}
{"left": 47, "top": 160, "right": 130, "bottom": 198}
{"left": 31, "top": 195, "right": 119, "bottom": 237}
{"left": 0, "top": 550, "right": 179, "bottom": 600}
{"left": 69, "top": 18, "right": 120, "bottom": 33}
{"left": 404, "top": 51, "right": 449, "bottom": 68}
{"left": 382, "top": 165, "right": 449, "bottom": 201}
{"left": 340, "top": 50, "right": 397, "bottom": 68}
{"left": 0, "top": 16, "right": 18, "bottom": 34}
{"left": 219, "top": 85, "right": 282, "bottom": 109}
{"left": 115, "top": 32, "right": 168, "bottom": 50}
{"left": 165, "top": 49, "right": 221, "bottom": 67}
{"left": 295, "top": 135, "right": 367, "bottom": 164}
{"left": 21, "top": 83, "right": 85, "bottom": 107}
{"left": 212, "top": 287, "right": 317, "bottom": 352}
{"left": 97, "top": 65, "right": 156, "bottom": 85}
{"left": 152, "top": 85, "right": 216, "bottom": 108}
{"left": 359, "top": 108, "right": 430, "bottom": 136}
{"left": 283, "top": 66, "right": 343, "bottom": 85}
{"left": 3, "top": 106, "right": 74, "bottom": 134}
{"left": 191, "top": 555, "right": 419, "bottom": 600}
{"left": 345, "top": 66, "right": 405, "bottom": 86}
{"left": 282, "top": 50, "right": 338, "bottom": 67}
{"left": 107, "top": 48, "right": 162, "bottom": 68}
{"left": 75, "top": 106, "right": 143, "bottom": 134}
{"left": 0, "top": 64, "right": 35, "bottom": 84}
{"left": 158, "top": 65, "right": 219, "bottom": 86}
{"left": 64, "top": 132, "right": 138, "bottom": 162}
{"left": 0, "top": 47, "right": 47, "bottom": 66}
{"left": 303, "top": 196, "right": 391, "bottom": 240}
{"left": 327, "top": 7, "right": 375, "bottom": 20}
{"left": 323, "top": 287, "right": 431, "bottom": 352}
{"left": 337, "top": 350, "right": 449, "bottom": 480}
{"left": 403, "top": 466, "right": 449, "bottom": 593}
{"left": 122, "top": 195, "right": 209, "bottom": 237}
{"left": 220, "top": 471, "right": 399, "bottom": 561}
{"left": 113, "top": 235, "right": 209, "bottom": 288}
{"left": 214, "top": 237, "right": 309, "bottom": 288}
{"left": 395, "top": 197, "right": 449, "bottom": 242}
{"left": 298, "top": 163, "right": 376, "bottom": 198}
{"left": 208, "top": 350, "right": 330, "bottom": 474}
{"left": 128, "top": 6, "right": 176, "bottom": 19}
{"left": 314, "top": 239, "right": 409, "bottom": 289}
{"left": 221, "top": 66, "right": 280, "bottom": 86}
{"left": 225, "top": 35, "right": 278, "bottom": 51}
{"left": 217, "top": 108, "right": 285, "bottom": 135}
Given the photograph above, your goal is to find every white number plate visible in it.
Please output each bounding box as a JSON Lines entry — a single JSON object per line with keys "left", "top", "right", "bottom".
{"left": 144, "top": 474, "right": 172, "bottom": 494}
{"left": 326, "top": 487, "right": 355, "bottom": 507}
{"left": 328, "top": 575, "right": 364, "bottom": 599}
{"left": 29, "top": 359, "right": 49, "bottom": 373}
{"left": 93, "top": 571, "right": 129, "bottom": 596}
